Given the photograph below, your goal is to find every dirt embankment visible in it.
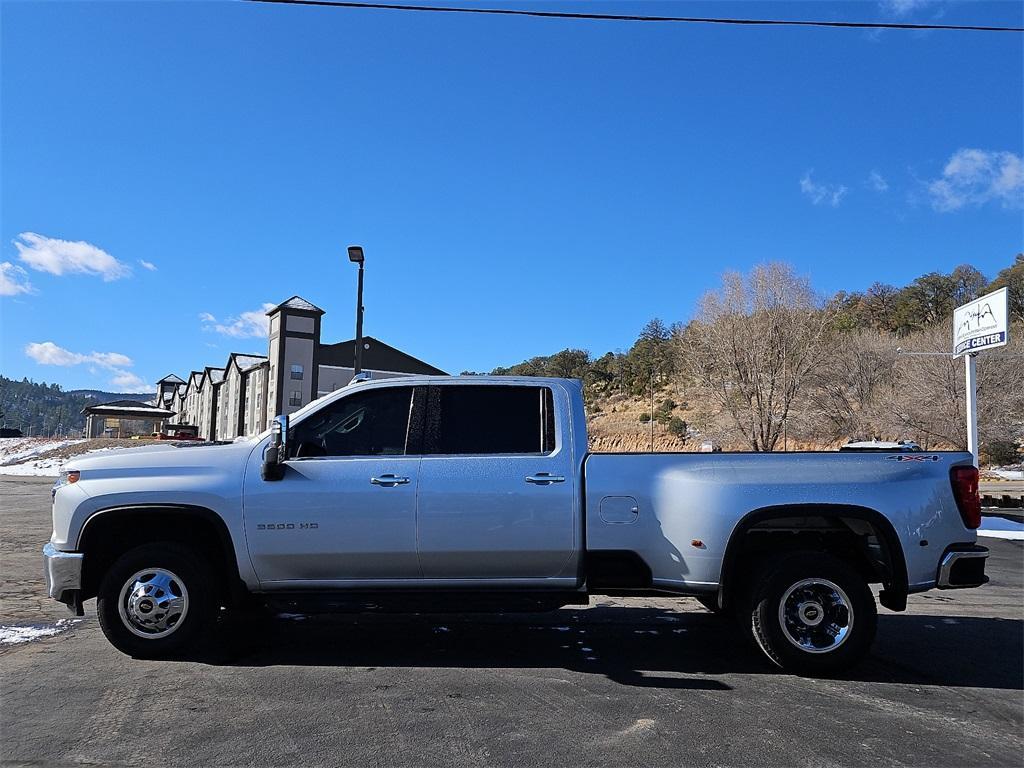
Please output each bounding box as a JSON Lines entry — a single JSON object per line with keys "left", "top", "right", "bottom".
{"left": 24, "top": 438, "right": 166, "bottom": 465}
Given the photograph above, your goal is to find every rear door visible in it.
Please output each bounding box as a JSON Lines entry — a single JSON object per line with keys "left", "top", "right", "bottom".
{"left": 415, "top": 382, "right": 578, "bottom": 584}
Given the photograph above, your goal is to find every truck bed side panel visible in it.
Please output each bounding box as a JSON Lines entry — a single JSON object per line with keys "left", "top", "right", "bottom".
{"left": 583, "top": 451, "right": 976, "bottom": 592}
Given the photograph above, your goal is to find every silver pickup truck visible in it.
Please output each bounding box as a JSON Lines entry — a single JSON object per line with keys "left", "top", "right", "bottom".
{"left": 44, "top": 375, "right": 989, "bottom": 674}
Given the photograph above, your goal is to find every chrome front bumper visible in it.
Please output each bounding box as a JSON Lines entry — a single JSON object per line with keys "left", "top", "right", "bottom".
{"left": 43, "top": 543, "right": 84, "bottom": 615}
{"left": 937, "top": 545, "right": 989, "bottom": 589}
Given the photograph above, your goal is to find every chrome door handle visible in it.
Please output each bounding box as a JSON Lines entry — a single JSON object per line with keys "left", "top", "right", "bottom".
{"left": 370, "top": 474, "right": 410, "bottom": 486}
{"left": 525, "top": 473, "right": 565, "bottom": 485}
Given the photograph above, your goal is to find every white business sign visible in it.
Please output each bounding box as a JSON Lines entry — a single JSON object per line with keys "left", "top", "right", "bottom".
{"left": 953, "top": 286, "right": 1009, "bottom": 358}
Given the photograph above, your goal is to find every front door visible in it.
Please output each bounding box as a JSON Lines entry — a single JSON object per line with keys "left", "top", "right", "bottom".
{"left": 416, "top": 383, "right": 578, "bottom": 583}
{"left": 243, "top": 384, "right": 424, "bottom": 586}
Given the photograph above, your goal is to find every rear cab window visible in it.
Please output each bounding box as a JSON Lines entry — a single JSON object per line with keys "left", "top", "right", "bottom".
{"left": 426, "top": 384, "right": 556, "bottom": 456}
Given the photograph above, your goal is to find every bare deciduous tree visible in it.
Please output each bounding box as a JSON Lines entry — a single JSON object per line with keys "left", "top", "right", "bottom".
{"left": 888, "top": 322, "right": 1024, "bottom": 452}
{"left": 809, "top": 330, "right": 898, "bottom": 442}
{"left": 678, "top": 263, "right": 836, "bottom": 451}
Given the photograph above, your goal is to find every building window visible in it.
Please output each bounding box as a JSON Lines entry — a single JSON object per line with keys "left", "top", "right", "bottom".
{"left": 291, "top": 364, "right": 304, "bottom": 380}
{"left": 289, "top": 391, "right": 302, "bottom": 407}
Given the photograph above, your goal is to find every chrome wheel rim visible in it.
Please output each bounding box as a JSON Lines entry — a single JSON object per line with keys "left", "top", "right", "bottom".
{"left": 118, "top": 568, "right": 189, "bottom": 639}
{"left": 777, "top": 578, "right": 853, "bottom": 654}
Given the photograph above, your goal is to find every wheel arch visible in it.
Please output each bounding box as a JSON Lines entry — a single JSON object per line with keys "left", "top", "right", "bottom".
{"left": 717, "top": 503, "right": 908, "bottom": 613}
{"left": 78, "top": 504, "right": 247, "bottom": 605}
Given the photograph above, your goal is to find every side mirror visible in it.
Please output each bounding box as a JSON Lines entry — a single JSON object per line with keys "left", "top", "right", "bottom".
{"left": 261, "top": 414, "right": 289, "bottom": 481}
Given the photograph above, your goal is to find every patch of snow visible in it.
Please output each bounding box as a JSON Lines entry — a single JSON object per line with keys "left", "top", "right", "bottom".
{"left": 0, "top": 444, "right": 122, "bottom": 477}
{"left": 83, "top": 406, "right": 172, "bottom": 415}
{"left": 977, "top": 529, "right": 1024, "bottom": 540}
{"left": 0, "top": 619, "right": 80, "bottom": 645}
{"left": 0, "top": 457, "right": 69, "bottom": 476}
{"left": 0, "top": 438, "right": 85, "bottom": 466}
{"left": 978, "top": 517, "right": 1024, "bottom": 541}
{"left": 276, "top": 613, "right": 308, "bottom": 621}
{"left": 988, "top": 470, "right": 1024, "bottom": 480}
{"left": 433, "top": 626, "right": 450, "bottom": 633}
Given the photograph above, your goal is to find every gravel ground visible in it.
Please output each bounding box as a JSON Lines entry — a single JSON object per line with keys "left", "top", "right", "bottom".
{"left": 2, "top": 476, "right": 1022, "bottom": 768}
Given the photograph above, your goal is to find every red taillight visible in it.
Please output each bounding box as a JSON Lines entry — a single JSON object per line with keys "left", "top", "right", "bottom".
{"left": 950, "top": 465, "right": 981, "bottom": 530}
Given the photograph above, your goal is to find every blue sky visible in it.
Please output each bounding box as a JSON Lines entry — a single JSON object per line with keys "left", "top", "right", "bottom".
{"left": 2, "top": 0, "right": 1022, "bottom": 392}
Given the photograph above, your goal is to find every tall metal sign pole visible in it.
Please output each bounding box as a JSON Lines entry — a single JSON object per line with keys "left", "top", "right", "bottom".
{"left": 964, "top": 353, "right": 978, "bottom": 466}
{"left": 952, "top": 287, "right": 1009, "bottom": 468}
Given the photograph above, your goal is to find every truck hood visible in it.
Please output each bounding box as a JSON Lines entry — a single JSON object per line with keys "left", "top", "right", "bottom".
{"left": 67, "top": 439, "right": 260, "bottom": 474}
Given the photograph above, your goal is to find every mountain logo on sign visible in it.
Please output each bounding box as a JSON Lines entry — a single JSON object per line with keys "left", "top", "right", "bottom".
{"left": 955, "top": 302, "right": 997, "bottom": 342}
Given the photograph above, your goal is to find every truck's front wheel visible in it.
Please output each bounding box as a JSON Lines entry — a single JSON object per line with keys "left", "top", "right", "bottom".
{"left": 97, "top": 542, "right": 214, "bottom": 658}
{"left": 745, "top": 552, "right": 876, "bottom": 676}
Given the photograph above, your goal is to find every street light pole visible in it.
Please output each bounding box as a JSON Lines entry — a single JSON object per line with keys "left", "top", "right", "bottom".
{"left": 347, "top": 246, "right": 365, "bottom": 376}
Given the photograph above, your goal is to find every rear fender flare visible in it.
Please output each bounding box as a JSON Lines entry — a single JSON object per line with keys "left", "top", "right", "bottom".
{"left": 717, "top": 503, "right": 908, "bottom": 612}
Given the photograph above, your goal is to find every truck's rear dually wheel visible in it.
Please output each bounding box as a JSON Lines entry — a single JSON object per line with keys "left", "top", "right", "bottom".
{"left": 745, "top": 552, "right": 876, "bottom": 675}
{"left": 97, "top": 542, "right": 214, "bottom": 658}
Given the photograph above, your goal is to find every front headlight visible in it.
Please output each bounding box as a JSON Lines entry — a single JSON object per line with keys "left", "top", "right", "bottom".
{"left": 52, "top": 469, "right": 81, "bottom": 498}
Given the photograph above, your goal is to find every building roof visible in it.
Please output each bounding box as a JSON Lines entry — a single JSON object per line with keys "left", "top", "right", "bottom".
{"left": 268, "top": 295, "right": 324, "bottom": 315}
{"left": 204, "top": 367, "right": 226, "bottom": 384}
{"left": 228, "top": 352, "right": 268, "bottom": 372}
{"left": 318, "top": 336, "right": 446, "bottom": 375}
{"left": 158, "top": 374, "right": 186, "bottom": 384}
{"left": 82, "top": 400, "right": 175, "bottom": 417}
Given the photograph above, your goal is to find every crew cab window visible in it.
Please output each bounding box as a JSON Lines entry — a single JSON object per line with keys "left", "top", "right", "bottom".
{"left": 427, "top": 385, "right": 555, "bottom": 455}
{"left": 290, "top": 386, "right": 414, "bottom": 458}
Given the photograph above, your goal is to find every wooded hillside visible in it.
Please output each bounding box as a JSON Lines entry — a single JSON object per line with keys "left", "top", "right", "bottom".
{"left": 0, "top": 377, "right": 154, "bottom": 437}
{"left": 484, "top": 256, "right": 1024, "bottom": 461}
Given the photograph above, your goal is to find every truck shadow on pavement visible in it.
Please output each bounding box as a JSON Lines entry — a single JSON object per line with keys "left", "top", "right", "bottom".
{"left": 185, "top": 605, "right": 1022, "bottom": 692}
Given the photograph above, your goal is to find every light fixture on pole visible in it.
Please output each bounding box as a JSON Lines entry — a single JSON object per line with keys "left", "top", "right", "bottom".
{"left": 347, "top": 245, "right": 365, "bottom": 376}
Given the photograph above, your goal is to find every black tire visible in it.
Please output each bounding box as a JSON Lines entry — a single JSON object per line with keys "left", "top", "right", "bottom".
{"left": 743, "top": 552, "right": 876, "bottom": 676}
{"left": 97, "top": 542, "right": 215, "bottom": 659}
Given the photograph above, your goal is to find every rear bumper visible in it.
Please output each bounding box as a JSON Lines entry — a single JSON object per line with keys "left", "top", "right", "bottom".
{"left": 43, "top": 543, "right": 84, "bottom": 615}
{"left": 936, "top": 544, "right": 989, "bottom": 589}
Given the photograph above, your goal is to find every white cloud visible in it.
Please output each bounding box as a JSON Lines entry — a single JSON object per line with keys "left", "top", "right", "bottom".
{"left": 927, "top": 149, "right": 1024, "bottom": 212}
{"left": 14, "top": 232, "right": 131, "bottom": 282}
{"left": 800, "top": 171, "right": 848, "bottom": 207}
{"left": 867, "top": 170, "right": 889, "bottom": 192}
{"left": 25, "top": 341, "right": 133, "bottom": 368}
{"left": 108, "top": 369, "right": 148, "bottom": 392}
{"left": 138, "top": 259, "right": 158, "bottom": 271}
{"left": 0, "top": 262, "right": 34, "bottom": 296}
{"left": 879, "top": 0, "right": 931, "bottom": 16}
{"left": 24, "top": 341, "right": 148, "bottom": 392}
{"left": 200, "top": 303, "right": 275, "bottom": 338}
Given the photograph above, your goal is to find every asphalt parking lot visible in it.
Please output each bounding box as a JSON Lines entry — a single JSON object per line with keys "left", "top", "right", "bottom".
{"left": 2, "top": 475, "right": 1022, "bottom": 768}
